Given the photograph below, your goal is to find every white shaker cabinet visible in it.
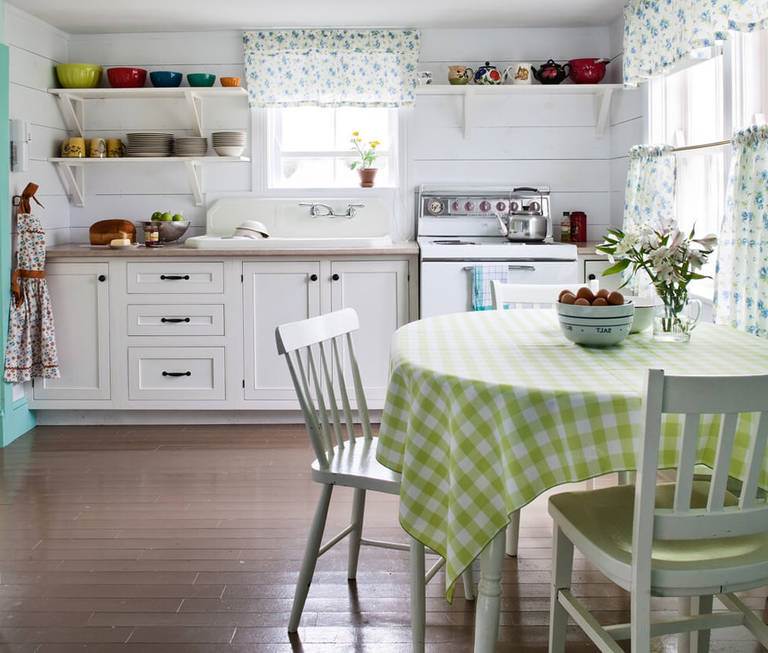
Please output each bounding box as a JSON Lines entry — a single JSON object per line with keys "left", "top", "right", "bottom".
{"left": 243, "top": 261, "right": 322, "bottom": 403}
{"left": 329, "top": 260, "right": 410, "bottom": 402}
{"left": 33, "top": 262, "right": 111, "bottom": 401}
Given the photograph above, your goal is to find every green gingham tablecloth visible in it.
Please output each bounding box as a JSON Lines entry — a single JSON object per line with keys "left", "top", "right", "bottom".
{"left": 376, "top": 310, "right": 768, "bottom": 597}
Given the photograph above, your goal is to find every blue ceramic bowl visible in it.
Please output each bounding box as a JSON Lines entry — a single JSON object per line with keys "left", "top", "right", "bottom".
{"left": 187, "top": 73, "right": 216, "bottom": 87}
{"left": 150, "top": 71, "right": 183, "bottom": 87}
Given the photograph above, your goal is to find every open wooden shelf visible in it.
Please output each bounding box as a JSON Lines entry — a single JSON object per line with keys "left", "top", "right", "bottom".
{"left": 415, "top": 83, "right": 627, "bottom": 138}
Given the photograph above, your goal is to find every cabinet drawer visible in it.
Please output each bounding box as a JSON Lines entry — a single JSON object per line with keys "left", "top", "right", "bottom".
{"left": 126, "top": 262, "right": 224, "bottom": 294}
{"left": 128, "top": 347, "right": 225, "bottom": 401}
{"left": 127, "top": 304, "right": 225, "bottom": 336}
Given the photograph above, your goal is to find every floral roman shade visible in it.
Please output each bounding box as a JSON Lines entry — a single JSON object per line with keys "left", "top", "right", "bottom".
{"left": 623, "top": 145, "right": 676, "bottom": 230}
{"left": 242, "top": 29, "right": 420, "bottom": 108}
{"left": 715, "top": 126, "right": 768, "bottom": 338}
{"left": 624, "top": 0, "right": 768, "bottom": 86}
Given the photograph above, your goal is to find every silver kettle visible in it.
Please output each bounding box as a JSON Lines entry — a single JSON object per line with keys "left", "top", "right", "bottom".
{"left": 495, "top": 208, "right": 548, "bottom": 242}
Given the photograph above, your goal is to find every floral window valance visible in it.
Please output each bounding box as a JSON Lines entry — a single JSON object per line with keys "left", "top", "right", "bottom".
{"left": 623, "top": 0, "right": 768, "bottom": 86}
{"left": 242, "top": 29, "right": 420, "bottom": 109}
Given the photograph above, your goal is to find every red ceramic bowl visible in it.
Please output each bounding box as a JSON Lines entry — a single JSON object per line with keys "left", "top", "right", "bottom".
{"left": 107, "top": 67, "right": 147, "bottom": 88}
{"left": 568, "top": 58, "right": 609, "bottom": 84}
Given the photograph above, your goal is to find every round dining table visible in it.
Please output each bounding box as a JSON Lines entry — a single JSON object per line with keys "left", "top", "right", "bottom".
{"left": 375, "top": 309, "right": 768, "bottom": 652}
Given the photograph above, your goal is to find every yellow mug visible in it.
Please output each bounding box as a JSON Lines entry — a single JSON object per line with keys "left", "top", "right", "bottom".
{"left": 62, "top": 137, "right": 85, "bottom": 158}
{"left": 89, "top": 137, "right": 106, "bottom": 158}
{"left": 106, "top": 138, "right": 125, "bottom": 158}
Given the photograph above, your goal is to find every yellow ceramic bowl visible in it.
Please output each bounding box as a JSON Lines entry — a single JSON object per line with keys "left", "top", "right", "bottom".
{"left": 220, "top": 77, "right": 241, "bottom": 87}
{"left": 56, "top": 63, "right": 103, "bottom": 88}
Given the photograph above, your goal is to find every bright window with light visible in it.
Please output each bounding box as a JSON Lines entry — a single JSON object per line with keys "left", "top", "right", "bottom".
{"left": 649, "top": 55, "right": 726, "bottom": 296}
{"left": 736, "top": 30, "right": 768, "bottom": 128}
{"left": 267, "top": 107, "right": 397, "bottom": 188}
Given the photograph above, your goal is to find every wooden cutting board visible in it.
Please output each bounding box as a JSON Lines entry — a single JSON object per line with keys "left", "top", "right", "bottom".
{"left": 89, "top": 219, "right": 137, "bottom": 245}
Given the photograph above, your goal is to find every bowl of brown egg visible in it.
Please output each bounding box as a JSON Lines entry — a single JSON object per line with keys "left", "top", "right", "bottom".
{"left": 556, "top": 287, "right": 634, "bottom": 347}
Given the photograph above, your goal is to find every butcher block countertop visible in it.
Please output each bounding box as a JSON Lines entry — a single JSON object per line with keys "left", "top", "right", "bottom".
{"left": 46, "top": 242, "right": 421, "bottom": 258}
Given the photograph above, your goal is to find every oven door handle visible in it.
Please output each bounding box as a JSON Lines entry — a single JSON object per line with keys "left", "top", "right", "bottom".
{"left": 508, "top": 265, "right": 536, "bottom": 271}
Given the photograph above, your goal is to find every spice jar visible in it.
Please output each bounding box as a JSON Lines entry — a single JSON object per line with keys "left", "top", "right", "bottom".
{"left": 560, "top": 212, "right": 571, "bottom": 243}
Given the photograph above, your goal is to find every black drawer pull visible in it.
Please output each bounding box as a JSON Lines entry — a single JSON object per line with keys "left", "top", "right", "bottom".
{"left": 162, "top": 371, "right": 191, "bottom": 377}
{"left": 98, "top": 274, "right": 107, "bottom": 282}
{"left": 588, "top": 273, "right": 597, "bottom": 281}
{"left": 160, "top": 274, "right": 190, "bottom": 281}
{"left": 161, "top": 317, "right": 191, "bottom": 323}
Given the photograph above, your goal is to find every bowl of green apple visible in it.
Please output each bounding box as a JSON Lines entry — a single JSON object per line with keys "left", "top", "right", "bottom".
{"left": 144, "top": 211, "right": 190, "bottom": 243}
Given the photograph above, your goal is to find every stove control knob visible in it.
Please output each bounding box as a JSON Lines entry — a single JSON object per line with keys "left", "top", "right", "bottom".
{"left": 479, "top": 200, "right": 491, "bottom": 212}
{"left": 529, "top": 201, "right": 541, "bottom": 212}
{"left": 510, "top": 201, "right": 519, "bottom": 213}
{"left": 496, "top": 201, "right": 507, "bottom": 212}
{"left": 451, "top": 200, "right": 461, "bottom": 213}
{"left": 464, "top": 201, "right": 475, "bottom": 212}
{"left": 426, "top": 199, "right": 444, "bottom": 215}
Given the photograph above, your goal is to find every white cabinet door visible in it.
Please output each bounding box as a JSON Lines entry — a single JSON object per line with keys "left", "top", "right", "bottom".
{"left": 243, "top": 261, "right": 321, "bottom": 402}
{"left": 583, "top": 258, "right": 622, "bottom": 292}
{"left": 330, "top": 260, "right": 409, "bottom": 402}
{"left": 33, "top": 262, "right": 110, "bottom": 401}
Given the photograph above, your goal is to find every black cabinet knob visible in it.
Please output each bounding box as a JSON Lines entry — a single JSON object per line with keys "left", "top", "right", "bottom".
{"left": 309, "top": 274, "right": 318, "bottom": 281}
{"left": 588, "top": 274, "right": 596, "bottom": 281}
{"left": 98, "top": 275, "right": 106, "bottom": 282}
{"left": 331, "top": 273, "right": 340, "bottom": 281}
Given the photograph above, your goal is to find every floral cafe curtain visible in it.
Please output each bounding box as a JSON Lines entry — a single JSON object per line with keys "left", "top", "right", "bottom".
{"left": 242, "top": 29, "right": 420, "bottom": 108}
{"left": 624, "top": 0, "right": 768, "bottom": 86}
{"left": 623, "top": 145, "right": 677, "bottom": 230}
{"left": 715, "top": 126, "right": 768, "bottom": 337}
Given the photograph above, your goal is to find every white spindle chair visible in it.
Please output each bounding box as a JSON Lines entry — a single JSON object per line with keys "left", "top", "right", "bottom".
{"left": 276, "top": 308, "right": 474, "bottom": 648}
{"left": 548, "top": 369, "right": 768, "bottom": 652}
{"left": 490, "top": 281, "right": 593, "bottom": 557}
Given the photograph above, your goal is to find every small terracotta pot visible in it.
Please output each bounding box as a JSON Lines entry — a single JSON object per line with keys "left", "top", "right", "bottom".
{"left": 358, "top": 168, "right": 378, "bottom": 188}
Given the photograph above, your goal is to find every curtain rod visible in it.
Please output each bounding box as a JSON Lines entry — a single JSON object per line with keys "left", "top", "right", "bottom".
{"left": 672, "top": 138, "right": 731, "bottom": 153}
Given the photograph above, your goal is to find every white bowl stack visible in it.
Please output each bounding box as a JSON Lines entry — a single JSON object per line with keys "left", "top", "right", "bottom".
{"left": 174, "top": 136, "right": 208, "bottom": 157}
{"left": 211, "top": 131, "right": 246, "bottom": 157}
{"left": 126, "top": 132, "right": 173, "bottom": 157}
{"left": 557, "top": 301, "right": 635, "bottom": 347}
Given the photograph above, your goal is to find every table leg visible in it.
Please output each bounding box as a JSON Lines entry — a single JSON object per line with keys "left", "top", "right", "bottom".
{"left": 473, "top": 530, "right": 505, "bottom": 653}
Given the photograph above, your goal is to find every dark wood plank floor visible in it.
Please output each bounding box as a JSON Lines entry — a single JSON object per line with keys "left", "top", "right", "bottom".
{"left": 0, "top": 424, "right": 764, "bottom": 652}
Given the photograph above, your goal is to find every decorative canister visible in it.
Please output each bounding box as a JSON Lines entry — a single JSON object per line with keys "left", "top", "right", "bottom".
{"left": 560, "top": 212, "right": 571, "bottom": 242}
{"left": 569, "top": 211, "right": 587, "bottom": 243}
{"left": 142, "top": 222, "right": 161, "bottom": 247}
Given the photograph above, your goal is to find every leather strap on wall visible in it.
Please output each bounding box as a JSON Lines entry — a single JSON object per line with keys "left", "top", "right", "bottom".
{"left": 12, "top": 182, "right": 44, "bottom": 214}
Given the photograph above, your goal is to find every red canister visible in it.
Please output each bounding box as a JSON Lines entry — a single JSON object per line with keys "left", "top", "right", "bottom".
{"left": 569, "top": 211, "right": 587, "bottom": 243}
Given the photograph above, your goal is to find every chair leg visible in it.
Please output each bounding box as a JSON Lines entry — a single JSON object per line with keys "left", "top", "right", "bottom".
{"left": 410, "top": 536, "right": 426, "bottom": 653}
{"left": 691, "top": 595, "right": 713, "bottom": 653}
{"left": 462, "top": 565, "right": 476, "bottom": 600}
{"left": 549, "top": 526, "right": 574, "bottom": 653}
{"left": 288, "top": 483, "right": 333, "bottom": 633}
{"left": 347, "top": 488, "right": 366, "bottom": 580}
{"left": 505, "top": 510, "right": 521, "bottom": 557}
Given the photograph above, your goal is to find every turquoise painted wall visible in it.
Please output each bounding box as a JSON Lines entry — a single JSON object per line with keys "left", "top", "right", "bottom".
{"left": 0, "top": 1, "right": 37, "bottom": 446}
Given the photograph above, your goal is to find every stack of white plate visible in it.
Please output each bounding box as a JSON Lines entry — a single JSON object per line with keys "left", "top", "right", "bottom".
{"left": 174, "top": 137, "right": 208, "bottom": 157}
{"left": 211, "top": 131, "right": 246, "bottom": 157}
{"left": 126, "top": 132, "right": 173, "bottom": 157}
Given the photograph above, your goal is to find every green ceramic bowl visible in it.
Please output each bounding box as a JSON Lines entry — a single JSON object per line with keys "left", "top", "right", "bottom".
{"left": 56, "top": 63, "right": 103, "bottom": 88}
{"left": 187, "top": 73, "right": 216, "bottom": 87}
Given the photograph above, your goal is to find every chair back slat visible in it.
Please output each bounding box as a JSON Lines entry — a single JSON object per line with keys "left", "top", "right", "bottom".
{"left": 739, "top": 413, "right": 768, "bottom": 510}
{"left": 332, "top": 337, "right": 357, "bottom": 442}
{"left": 491, "top": 282, "right": 591, "bottom": 310}
{"left": 707, "top": 412, "right": 739, "bottom": 511}
{"left": 636, "top": 370, "right": 768, "bottom": 545}
{"left": 275, "top": 309, "right": 375, "bottom": 466}
{"left": 672, "top": 413, "right": 701, "bottom": 511}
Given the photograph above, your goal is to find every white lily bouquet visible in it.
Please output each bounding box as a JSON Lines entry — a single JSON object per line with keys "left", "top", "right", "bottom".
{"left": 596, "top": 225, "right": 717, "bottom": 341}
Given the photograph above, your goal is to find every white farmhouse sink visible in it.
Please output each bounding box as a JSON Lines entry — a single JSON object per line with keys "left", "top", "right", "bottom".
{"left": 185, "top": 197, "right": 392, "bottom": 250}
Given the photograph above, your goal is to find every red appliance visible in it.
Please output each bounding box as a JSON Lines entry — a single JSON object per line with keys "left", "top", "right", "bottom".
{"left": 107, "top": 67, "right": 147, "bottom": 88}
{"left": 568, "top": 58, "right": 609, "bottom": 84}
{"left": 569, "top": 211, "right": 587, "bottom": 243}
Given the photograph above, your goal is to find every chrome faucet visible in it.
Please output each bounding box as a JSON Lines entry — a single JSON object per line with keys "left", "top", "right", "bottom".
{"left": 299, "top": 202, "right": 365, "bottom": 219}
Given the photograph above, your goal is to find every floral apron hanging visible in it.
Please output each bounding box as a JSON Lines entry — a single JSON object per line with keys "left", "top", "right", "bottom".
{"left": 4, "top": 183, "right": 60, "bottom": 383}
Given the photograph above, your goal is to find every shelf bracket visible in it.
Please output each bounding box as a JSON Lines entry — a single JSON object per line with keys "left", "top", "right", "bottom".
{"left": 184, "top": 90, "right": 205, "bottom": 137}
{"left": 55, "top": 162, "right": 85, "bottom": 207}
{"left": 55, "top": 94, "right": 85, "bottom": 137}
{"left": 185, "top": 160, "right": 204, "bottom": 206}
{"left": 595, "top": 88, "right": 615, "bottom": 137}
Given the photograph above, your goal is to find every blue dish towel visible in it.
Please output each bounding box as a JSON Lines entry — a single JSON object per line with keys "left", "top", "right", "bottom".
{"left": 471, "top": 265, "right": 508, "bottom": 311}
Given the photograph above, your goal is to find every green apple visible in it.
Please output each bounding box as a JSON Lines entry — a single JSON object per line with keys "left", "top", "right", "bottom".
{"left": 159, "top": 212, "right": 173, "bottom": 222}
{"left": 172, "top": 214, "right": 184, "bottom": 222}
{"left": 151, "top": 211, "right": 162, "bottom": 221}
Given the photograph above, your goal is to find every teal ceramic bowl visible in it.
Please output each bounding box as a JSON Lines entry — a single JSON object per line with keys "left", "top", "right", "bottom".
{"left": 187, "top": 73, "right": 216, "bottom": 87}
{"left": 56, "top": 63, "right": 102, "bottom": 88}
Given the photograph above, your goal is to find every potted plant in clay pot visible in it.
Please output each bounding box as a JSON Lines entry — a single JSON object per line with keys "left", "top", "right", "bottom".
{"left": 349, "top": 131, "right": 380, "bottom": 188}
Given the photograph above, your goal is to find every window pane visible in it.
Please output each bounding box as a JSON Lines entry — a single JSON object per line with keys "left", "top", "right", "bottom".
{"left": 334, "top": 107, "right": 392, "bottom": 150}
{"left": 278, "top": 108, "right": 334, "bottom": 151}
{"left": 278, "top": 158, "right": 334, "bottom": 187}
{"left": 737, "top": 30, "right": 768, "bottom": 127}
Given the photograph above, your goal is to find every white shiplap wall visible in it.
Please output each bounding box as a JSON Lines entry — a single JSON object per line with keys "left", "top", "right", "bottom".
{"left": 16, "top": 21, "right": 645, "bottom": 242}
{"left": 7, "top": 6, "right": 70, "bottom": 245}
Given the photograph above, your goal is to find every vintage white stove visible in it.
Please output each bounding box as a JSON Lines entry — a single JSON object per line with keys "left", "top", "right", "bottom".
{"left": 416, "top": 185, "right": 578, "bottom": 317}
